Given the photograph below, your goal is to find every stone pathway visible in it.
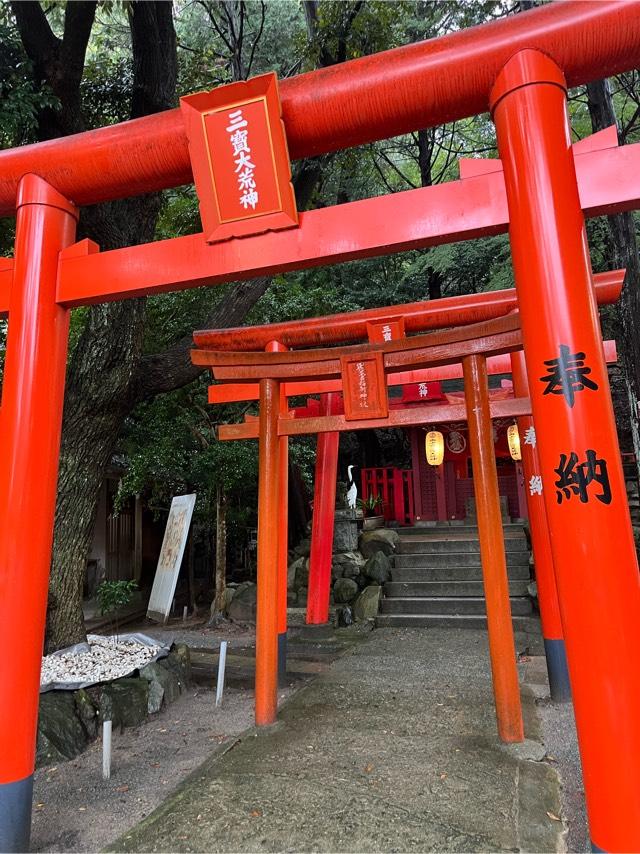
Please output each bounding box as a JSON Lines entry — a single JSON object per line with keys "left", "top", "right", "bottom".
{"left": 110, "top": 627, "right": 564, "bottom": 853}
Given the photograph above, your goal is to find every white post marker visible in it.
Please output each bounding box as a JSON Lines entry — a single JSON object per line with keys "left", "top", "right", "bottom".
{"left": 102, "top": 719, "right": 112, "bottom": 780}
{"left": 182, "top": 605, "right": 188, "bottom": 622}
{"left": 216, "top": 641, "right": 228, "bottom": 707}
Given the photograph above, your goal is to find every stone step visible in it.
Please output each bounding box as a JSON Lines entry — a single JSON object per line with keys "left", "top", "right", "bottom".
{"left": 375, "top": 613, "right": 539, "bottom": 630}
{"left": 397, "top": 538, "right": 528, "bottom": 555}
{"left": 394, "top": 551, "right": 530, "bottom": 569}
{"left": 398, "top": 522, "right": 525, "bottom": 534}
{"left": 391, "top": 564, "right": 530, "bottom": 582}
{"left": 380, "top": 596, "right": 533, "bottom": 616}
{"left": 384, "top": 580, "right": 530, "bottom": 598}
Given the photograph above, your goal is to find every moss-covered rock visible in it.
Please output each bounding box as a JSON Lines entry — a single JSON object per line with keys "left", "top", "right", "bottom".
{"left": 159, "top": 643, "right": 192, "bottom": 693}
{"left": 37, "top": 692, "right": 88, "bottom": 767}
{"left": 99, "top": 678, "right": 149, "bottom": 728}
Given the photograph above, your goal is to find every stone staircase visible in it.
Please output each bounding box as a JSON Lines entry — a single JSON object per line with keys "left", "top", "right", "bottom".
{"left": 376, "top": 522, "right": 534, "bottom": 629}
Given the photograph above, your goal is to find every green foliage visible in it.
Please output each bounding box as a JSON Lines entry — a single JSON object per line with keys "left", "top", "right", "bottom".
{"left": 0, "top": 19, "right": 58, "bottom": 148}
{"left": 96, "top": 579, "right": 138, "bottom": 617}
{"left": 357, "top": 493, "right": 383, "bottom": 514}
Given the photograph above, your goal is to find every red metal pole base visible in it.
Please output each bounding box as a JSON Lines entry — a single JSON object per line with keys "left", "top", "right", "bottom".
{"left": 0, "top": 175, "right": 77, "bottom": 852}
{"left": 510, "top": 350, "right": 571, "bottom": 704}
{"left": 266, "top": 342, "right": 290, "bottom": 687}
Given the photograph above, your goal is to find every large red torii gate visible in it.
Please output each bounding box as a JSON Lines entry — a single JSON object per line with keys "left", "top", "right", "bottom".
{"left": 1, "top": 3, "right": 640, "bottom": 850}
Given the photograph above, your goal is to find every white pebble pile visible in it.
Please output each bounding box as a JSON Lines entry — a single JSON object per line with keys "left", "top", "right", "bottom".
{"left": 40, "top": 634, "right": 162, "bottom": 688}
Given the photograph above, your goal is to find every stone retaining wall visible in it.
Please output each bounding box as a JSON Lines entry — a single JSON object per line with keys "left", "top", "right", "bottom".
{"left": 36, "top": 643, "right": 191, "bottom": 768}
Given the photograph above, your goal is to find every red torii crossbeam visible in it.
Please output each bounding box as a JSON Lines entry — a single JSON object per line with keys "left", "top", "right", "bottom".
{"left": 0, "top": 4, "right": 640, "bottom": 850}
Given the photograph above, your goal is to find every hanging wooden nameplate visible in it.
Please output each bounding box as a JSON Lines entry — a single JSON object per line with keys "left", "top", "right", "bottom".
{"left": 340, "top": 352, "right": 388, "bottom": 421}
{"left": 180, "top": 72, "right": 298, "bottom": 244}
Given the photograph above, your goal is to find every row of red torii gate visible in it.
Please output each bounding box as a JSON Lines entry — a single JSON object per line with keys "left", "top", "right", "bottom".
{"left": 0, "top": 3, "right": 640, "bottom": 851}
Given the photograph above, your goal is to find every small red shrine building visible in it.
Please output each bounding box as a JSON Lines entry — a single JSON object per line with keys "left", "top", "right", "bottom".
{"left": 360, "top": 382, "right": 524, "bottom": 526}
{"left": 404, "top": 379, "right": 523, "bottom": 523}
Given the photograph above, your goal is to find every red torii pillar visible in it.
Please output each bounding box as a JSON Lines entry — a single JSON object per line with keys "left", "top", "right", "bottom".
{"left": 463, "top": 355, "right": 524, "bottom": 743}
{"left": 306, "top": 393, "right": 340, "bottom": 626}
{"left": 0, "top": 176, "right": 77, "bottom": 852}
{"left": 492, "top": 50, "right": 640, "bottom": 850}
{"left": 277, "top": 401, "right": 289, "bottom": 683}
{"left": 255, "top": 339, "right": 282, "bottom": 724}
{"left": 510, "top": 350, "right": 570, "bottom": 703}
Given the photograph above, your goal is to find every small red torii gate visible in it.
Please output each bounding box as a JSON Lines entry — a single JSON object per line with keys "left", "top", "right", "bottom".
{"left": 196, "top": 312, "right": 532, "bottom": 741}
{"left": 198, "top": 289, "right": 619, "bottom": 712}
{"left": 0, "top": 4, "right": 640, "bottom": 850}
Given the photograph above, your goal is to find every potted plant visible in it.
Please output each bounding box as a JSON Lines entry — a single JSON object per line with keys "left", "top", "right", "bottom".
{"left": 357, "top": 493, "right": 385, "bottom": 530}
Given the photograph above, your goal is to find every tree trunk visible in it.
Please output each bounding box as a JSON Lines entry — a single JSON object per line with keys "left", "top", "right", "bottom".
{"left": 43, "top": 1, "right": 178, "bottom": 651}
{"left": 19, "top": 0, "right": 335, "bottom": 651}
{"left": 586, "top": 79, "right": 640, "bottom": 483}
{"left": 47, "top": 298, "right": 148, "bottom": 650}
{"left": 210, "top": 485, "right": 227, "bottom": 621}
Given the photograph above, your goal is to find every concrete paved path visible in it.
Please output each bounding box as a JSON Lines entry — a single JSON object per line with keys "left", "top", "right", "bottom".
{"left": 111, "top": 627, "right": 564, "bottom": 853}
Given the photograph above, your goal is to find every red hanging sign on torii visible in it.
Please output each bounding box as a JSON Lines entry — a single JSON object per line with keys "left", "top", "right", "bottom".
{"left": 180, "top": 72, "right": 298, "bottom": 243}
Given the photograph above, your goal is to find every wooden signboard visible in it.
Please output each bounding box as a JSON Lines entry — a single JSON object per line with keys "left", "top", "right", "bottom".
{"left": 340, "top": 352, "right": 388, "bottom": 421}
{"left": 147, "top": 493, "right": 197, "bottom": 624}
{"left": 366, "top": 318, "right": 405, "bottom": 343}
{"left": 180, "top": 72, "right": 298, "bottom": 243}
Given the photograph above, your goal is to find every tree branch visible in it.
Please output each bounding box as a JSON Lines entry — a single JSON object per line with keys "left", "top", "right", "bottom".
{"left": 11, "top": 1, "right": 60, "bottom": 74}
{"left": 131, "top": 156, "right": 327, "bottom": 402}
{"left": 129, "top": 1, "right": 177, "bottom": 119}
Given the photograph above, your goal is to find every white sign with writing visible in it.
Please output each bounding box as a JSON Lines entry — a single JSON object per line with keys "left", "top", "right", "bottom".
{"left": 147, "top": 494, "right": 196, "bottom": 624}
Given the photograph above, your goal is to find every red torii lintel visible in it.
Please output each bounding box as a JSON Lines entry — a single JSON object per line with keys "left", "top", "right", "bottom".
{"left": 0, "top": 2, "right": 636, "bottom": 212}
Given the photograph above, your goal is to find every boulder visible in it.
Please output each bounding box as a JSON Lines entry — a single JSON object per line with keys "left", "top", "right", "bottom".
{"left": 297, "top": 586, "right": 308, "bottom": 606}
{"left": 331, "top": 562, "right": 344, "bottom": 581}
{"left": 359, "top": 528, "right": 399, "bottom": 558}
{"left": 294, "top": 558, "right": 310, "bottom": 591}
{"left": 356, "top": 572, "right": 369, "bottom": 590}
{"left": 227, "top": 582, "right": 257, "bottom": 623}
{"left": 221, "top": 586, "right": 236, "bottom": 614}
{"left": 287, "top": 590, "right": 298, "bottom": 606}
{"left": 36, "top": 692, "right": 88, "bottom": 767}
{"left": 335, "top": 550, "right": 365, "bottom": 565}
{"left": 159, "top": 643, "right": 192, "bottom": 692}
{"left": 147, "top": 680, "right": 164, "bottom": 715}
{"left": 74, "top": 688, "right": 99, "bottom": 739}
{"left": 364, "top": 551, "right": 391, "bottom": 585}
{"left": 140, "top": 660, "right": 181, "bottom": 707}
{"left": 337, "top": 605, "right": 354, "bottom": 627}
{"left": 354, "top": 585, "right": 382, "bottom": 622}
{"left": 288, "top": 556, "right": 306, "bottom": 589}
{"left": 99, "top": 678, "right": 149, "bottom": 729}
{"left": 333, "top": 577, "right": 359, "bottom": 604}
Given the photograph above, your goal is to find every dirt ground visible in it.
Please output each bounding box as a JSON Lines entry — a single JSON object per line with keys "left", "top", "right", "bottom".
{"left": 31, "top": 622, "right": 291, "bottom": 853}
